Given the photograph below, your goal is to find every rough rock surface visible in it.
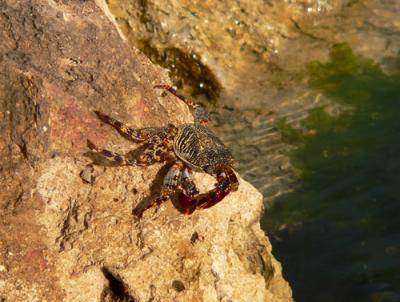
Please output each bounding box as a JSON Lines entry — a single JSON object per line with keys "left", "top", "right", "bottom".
{"left": 0, "top": 0, "right": 292, "bottom": 301}
{"left": 107, "top": 0, "right": 400, "bottom": 108}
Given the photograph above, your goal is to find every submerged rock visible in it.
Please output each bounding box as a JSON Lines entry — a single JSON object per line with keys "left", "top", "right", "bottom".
{"left": 0, "top": 0, "right": 292, "bottom": 301}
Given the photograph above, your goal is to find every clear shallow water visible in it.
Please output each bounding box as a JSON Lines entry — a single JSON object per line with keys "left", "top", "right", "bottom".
{"left": 261, "top": 44, "right": 400, "bottom": 302}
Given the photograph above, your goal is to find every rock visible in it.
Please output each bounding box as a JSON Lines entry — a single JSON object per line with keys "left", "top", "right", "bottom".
{"left": 106, "top": 0, "right": 400, "bottom": 110}
{"left": 0, "top": 0, "right": 292, "bottom": 301}
{"left": 105, "top": 0, "right": 349, "bottom": 108}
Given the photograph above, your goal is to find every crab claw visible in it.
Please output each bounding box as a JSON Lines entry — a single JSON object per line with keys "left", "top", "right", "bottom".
{"left": 179, "top": 168, "right": 239, "bottom": 214}
{"left": 179, "top": 192, "right": 196, "bottom": 215}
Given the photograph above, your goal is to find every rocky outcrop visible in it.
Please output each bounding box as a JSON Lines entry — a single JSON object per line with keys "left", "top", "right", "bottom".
{"left": 105, "top": 0, "right": 350, "bottom": 108}
{"left": 0, "top": 0, "right": 292, "bottom": 301}
{"left": 106, "top": 0, "right": 400, "bottom": 109}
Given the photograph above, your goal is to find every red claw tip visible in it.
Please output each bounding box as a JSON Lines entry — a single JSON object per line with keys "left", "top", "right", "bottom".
{"left": 179, "top": 192, "right": 195, "bottom": 215}
{"left": 179, "top": 192, "right": 192, "bottom": 207}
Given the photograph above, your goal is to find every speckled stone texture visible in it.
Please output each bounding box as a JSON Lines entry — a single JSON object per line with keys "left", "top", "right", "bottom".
{"left": 0, "top": 0, "right": 292, "bottom": 301}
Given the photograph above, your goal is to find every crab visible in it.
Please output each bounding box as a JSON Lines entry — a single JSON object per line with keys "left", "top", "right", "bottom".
{"left": 87, "top": 85, "right": 239, "bottom": 215}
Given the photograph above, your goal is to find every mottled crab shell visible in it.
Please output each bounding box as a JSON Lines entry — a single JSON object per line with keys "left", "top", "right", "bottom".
{"left": 174, "top": 124, "right": 234, "bottom": 175}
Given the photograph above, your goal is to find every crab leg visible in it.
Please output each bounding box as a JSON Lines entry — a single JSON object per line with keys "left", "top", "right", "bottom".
{"left": 87, "top": 140, "right": 158, "bottom": 167}
{"left": 179, "top": 168, "right": 200, "bottom": 214}
{"left": 134, "top": 162, "right": 184, "bottom": 216}
{"left": 95, "top": 111, "right": 151, "bottom": 142}
{"left": 156, "top": 162, "right": 184, "bottom": 203}
{"left": 154, "top": 85, "right": 195, "bottom": 107}
{"left": 154, "top": 85, "right": 210, "bottom": 125}
{"left": 181, "top": 168, "right": 199, "bottom": 197}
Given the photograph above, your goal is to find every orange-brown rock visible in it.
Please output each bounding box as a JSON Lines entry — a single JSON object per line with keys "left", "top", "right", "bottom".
{"left": 0, "top": 0, "right": 292, "bottom": 301}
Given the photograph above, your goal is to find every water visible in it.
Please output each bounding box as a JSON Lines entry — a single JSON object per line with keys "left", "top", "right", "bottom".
{"left": 261, "top": 44, "right": 400, "bottom": 302}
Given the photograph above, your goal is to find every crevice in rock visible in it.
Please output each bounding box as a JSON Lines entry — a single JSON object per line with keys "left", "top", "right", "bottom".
{"left": 105, "top": 0, "right": 222, "bottom": 103}
{"left": 16, "top": 139, "right": 29, "bottom": 159}
{"left": 289, "top": 17, "right": 327, "bottom": 42}
{"left": 171, "top": 280, "right": 185, "bottom": 292}
{"left": 138, "top": 40, "right": 221, "bottom": 103}
{"left": 100, "top": 267, "right": 137, "bottom": 302}
{"left": 3, "top": 191, "right": 23, "bottom": 214}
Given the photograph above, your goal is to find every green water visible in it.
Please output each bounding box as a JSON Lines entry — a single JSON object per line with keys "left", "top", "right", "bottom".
{"left": 262, "top": 44, "right": 400, "bottom": 302}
